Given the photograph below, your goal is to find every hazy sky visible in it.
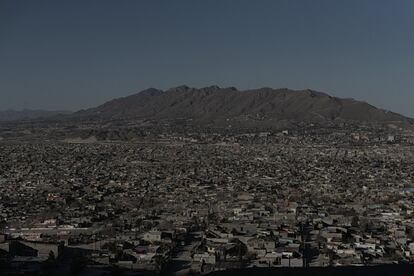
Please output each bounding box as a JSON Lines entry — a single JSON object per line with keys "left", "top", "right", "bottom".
{"left": 1, "top": 0, "right": 414, "bottom": 116}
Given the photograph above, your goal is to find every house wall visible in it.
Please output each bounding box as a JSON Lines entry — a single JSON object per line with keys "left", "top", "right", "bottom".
{"left": 19, "top": 241, "right": 60, "bottom": 258}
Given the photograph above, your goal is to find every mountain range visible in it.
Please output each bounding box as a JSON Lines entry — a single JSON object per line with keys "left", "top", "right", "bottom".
{"left": 74, "top": 86, "right": 412, "bottom": 129}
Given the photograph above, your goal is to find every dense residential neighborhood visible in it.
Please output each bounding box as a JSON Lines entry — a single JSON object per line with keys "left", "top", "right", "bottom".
{"left": 1, "top": 125, "right": 414, "bottom": 275}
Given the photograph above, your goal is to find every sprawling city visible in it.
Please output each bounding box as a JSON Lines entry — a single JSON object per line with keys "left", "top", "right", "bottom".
{"left": 1, "top": 119, "right": 414, "bottom": 275}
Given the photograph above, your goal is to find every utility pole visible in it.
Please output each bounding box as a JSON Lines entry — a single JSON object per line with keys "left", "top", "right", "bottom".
{"left": 300, "top": 222, "right": 305, "bottom": 268}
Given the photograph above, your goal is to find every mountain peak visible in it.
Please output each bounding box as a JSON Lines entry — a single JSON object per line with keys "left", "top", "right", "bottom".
{"left": 201, "top": 85, "right": 221, "bottom": 90}
{"left": 137, "top": 88, "right": 164, "bottom": 97}
{"left": 305, "top": 89, "right": 330, "bottom": 98}
{"left": 167, "top": 85, "right": 191, "bottom": 92}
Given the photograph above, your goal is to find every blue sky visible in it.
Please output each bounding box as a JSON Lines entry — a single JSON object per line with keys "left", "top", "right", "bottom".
{"left": 1, "top": 0, "right": 414, "bottom": 116}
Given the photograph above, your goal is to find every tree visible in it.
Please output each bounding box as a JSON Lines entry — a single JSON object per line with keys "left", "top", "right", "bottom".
{"left": 41, "top": 250, "right": 57, "bottom": 273}
{"left": 102, "top": 242, "right": 117, "bottom": 253}
{"left": 0, "top": 220, "right": 6, "bottom": 231}
{"left": 48, "top": 250, "right": 56, "bottom": 261}
{"left": 351, "top": 216, "right": 360, "bottom": 227}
